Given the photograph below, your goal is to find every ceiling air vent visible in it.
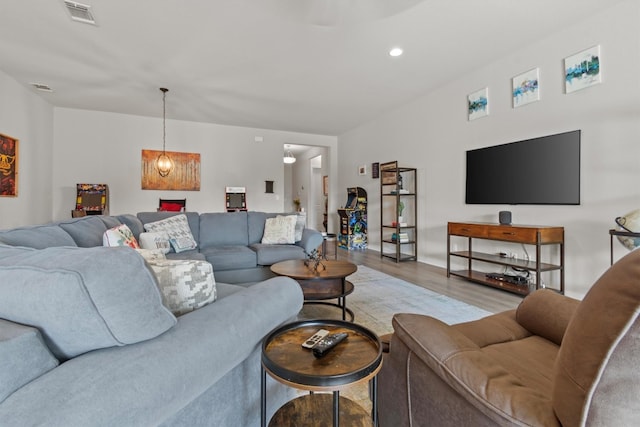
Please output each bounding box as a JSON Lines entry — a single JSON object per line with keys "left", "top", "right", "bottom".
{"left": 30, "top": 83, "right": 53, "bottom": 92}
{"left": 64, "top": 1, "right": 96, "bottom": 25}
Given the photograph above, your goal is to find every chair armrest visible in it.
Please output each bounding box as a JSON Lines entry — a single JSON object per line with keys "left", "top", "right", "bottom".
{"left": 295, "top": 228, "right": 323, "bottom": 254}
{"left": 516, "top": 289, "right": 580, "bottom": 345}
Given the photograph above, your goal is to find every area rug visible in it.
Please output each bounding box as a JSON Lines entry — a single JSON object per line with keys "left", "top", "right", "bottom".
{"left": 299, "top": 265, "right": 492, "bottom": 336}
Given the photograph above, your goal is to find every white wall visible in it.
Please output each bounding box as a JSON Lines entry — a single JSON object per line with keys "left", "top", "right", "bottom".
{"left": 0, "top": 71, "right": 54, "bottom": 228}
{"left": 337, "top": 0, "right": 640, "bottom": 298}
{"left": 52, "top": 108, "right": 336, "bottom": 219}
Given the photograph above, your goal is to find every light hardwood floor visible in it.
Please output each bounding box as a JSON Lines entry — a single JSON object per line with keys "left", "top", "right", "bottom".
{"left": 336, "top": 248, "right": 523, "bottom": 313}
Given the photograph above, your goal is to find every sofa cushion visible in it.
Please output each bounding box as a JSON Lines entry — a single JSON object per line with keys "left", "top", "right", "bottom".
{"left": 58, "top": 216, "right": 109, "bottom": 247}
{"left": 97, "top": 215, "right": 122, "bottom": 230}
{"left": 200, "top": 245, "right": 257, "bottom": 271}
{"left": 143, "top": 214, "right": 198, "bottom": 253}
{"left": 249, "top": 243, "right": 306, "bottom": 266}
{"left": 0, "top": 246, "right": 176, "bottom": 360}
{"left": 552, "top": 248, "right": 640, "bottom": 427}
{"left": 248, "top": 211, "right": 269, "bottom": 244}
{"left": 261, "top": 215, "right": 297, "bottom": 244}
{"left": 0, "top": 224, "right": 76, "bottom": 248}
{"left": 147, "top": 259, "right": 217, "bottom": 316}
{"left": 0, "top": 319, "right": 59, "bottom": 403}
{"left": 102, "top": 224, "right": 140, "bottom": 248}
{"left": 199, "top": 211, "right": 249, "bottom": 247}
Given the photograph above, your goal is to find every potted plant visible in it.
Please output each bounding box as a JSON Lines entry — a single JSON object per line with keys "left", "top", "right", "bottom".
{"left": 398, "top": 201, "right": 405, "bottom": 224}
{"left": 293, "top": 198, "right": 301, "bottom": 212}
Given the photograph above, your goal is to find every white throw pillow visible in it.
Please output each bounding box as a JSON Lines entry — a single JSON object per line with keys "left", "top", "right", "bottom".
{"left": 262, "top": 215, "right": 297, "bottom": 244}
{"left": 102, "top": 224, "right": 140, "bottom": 248}
{"left": 147, "top": 259, "right": 216, "bottom": 316}
{"left": 138, "top": 232, "right": 171, "bottom": 254}
{"left": 143, "top": 214, "right": 197, "bottom": 253}
{"left": 135, "top": 248, "right": 167, "bottom": 263}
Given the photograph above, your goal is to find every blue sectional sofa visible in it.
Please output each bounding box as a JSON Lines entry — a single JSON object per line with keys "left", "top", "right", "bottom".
{"left": 0, "top": 212, "right": 319, "bottom": 426}
{"left": 135, "top": 211, "right": 323, "bottom": 283}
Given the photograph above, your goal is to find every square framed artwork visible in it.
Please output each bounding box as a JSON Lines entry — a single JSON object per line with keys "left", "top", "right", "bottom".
{"left": 512, "top": 68, "right": 540, "bottom": 108}
{"left": 0, "top": 133, "right": 18, "bottom": 197}
{"left": 467, "top": 88, "right": 488, "bottom": 121}
{"left": 564, "top": 45, "right": 601, "bottom": 94}
{"left": 141, "top": 149, "right": 201, "bottom": 191}
{"left": 358, "top": 165, "right": 367, "bottom": 176}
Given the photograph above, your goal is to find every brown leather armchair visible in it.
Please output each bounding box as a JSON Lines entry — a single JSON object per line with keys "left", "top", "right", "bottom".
{"left": 379, "top": 249, "right": 640, "bottom": 426}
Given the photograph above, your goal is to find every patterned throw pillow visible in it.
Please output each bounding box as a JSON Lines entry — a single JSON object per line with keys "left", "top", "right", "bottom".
{"left": 138, "top": 232, "right": 171, "bottom": 254}
{"left": 261, "top": 215, "right": 297, "bottom": 244}
{"left": 103, "top": 224, "right": 140, "bottom": 248}
{"left": 147, "top": 259, "right": 216, "bottom": 316}
{"left": 143, "top": 214, "right": 197, "bottom": 253}
{"left": 135, "top": 248, "right": 167, "bottom": 263}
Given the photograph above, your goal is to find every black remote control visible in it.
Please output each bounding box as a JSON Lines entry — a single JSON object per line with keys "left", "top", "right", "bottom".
{"left": 312, "top": 332, "right": 348, "bottom": 358}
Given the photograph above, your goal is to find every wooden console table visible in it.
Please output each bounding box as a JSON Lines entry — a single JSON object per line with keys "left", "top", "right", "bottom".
{"left": 447, "top": 222, "right": 564, "bottom": 296}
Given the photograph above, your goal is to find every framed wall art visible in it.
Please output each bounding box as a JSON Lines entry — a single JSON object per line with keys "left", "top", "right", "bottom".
{"left": 0, "top": 133, "right": 18, "bottom": 197}
{"left": 512, "top": 68, "right": 540, "bottom": 108}
{"left": 564, "top": 45, "right": 601, "bottom": 94}
{"left": 372, "top": 162, "right": 380, "bottom": 179}
{"left": 467, "top": 88, "right": 489, "bottom": 121}
{"left": 141, "top": 149, "right": 201, "bottom": 191}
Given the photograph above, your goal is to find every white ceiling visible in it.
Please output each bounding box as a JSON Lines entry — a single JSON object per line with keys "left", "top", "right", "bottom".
{"left": 0, "top": 0, "right": 624, "bottom": 136}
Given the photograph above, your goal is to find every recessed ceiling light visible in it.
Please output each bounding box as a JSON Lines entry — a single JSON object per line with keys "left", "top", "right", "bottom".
{"left": 389, "top": 47, "right": 403, "bottom": 57}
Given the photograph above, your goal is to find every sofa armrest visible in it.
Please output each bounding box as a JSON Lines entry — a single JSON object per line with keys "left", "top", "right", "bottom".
{"left": 296, "top": 228, "right": 323, "bottom": 254}
{"left": 516, "top": 289, "right": 580, "bottom": 346}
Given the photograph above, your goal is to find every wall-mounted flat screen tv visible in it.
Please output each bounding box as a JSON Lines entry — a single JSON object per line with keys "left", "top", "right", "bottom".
{"left": 465, "top": 130, "right": 580, "bottom": 205}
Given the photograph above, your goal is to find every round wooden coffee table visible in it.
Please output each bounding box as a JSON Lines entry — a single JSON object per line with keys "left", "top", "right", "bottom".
{"left": 270, "top": 260, "right": 357, "bottom": 321}
{"left": 261, "top": 319, "right": 382, "bottom": 427}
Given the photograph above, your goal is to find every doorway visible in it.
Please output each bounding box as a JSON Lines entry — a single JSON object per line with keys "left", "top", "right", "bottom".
{"left": 309, "top": 155, "right": 325, "bottom": 231}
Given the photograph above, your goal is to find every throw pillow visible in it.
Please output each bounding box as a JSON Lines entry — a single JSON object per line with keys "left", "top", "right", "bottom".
{"left": 135, "top": 248, "right": 167, "bottom": 263}
{"left": 138, "top": 231, "right": 171, "bottom": 254}
{"left": 0, "top": 246, "right": 176, "bottom": 360}
{"left": 159, "top": 201, "right": 184, "bottom": 212}
{"left": 143, "top": 214, "right": 197, "bottom": 253}
{"left": 102, "top": 224, "right": 140, "bottom": 248}
{"left": 262, "top": 215, "right": 297, "bottom": 245}
{"left": 147, "top": 259, "right": 217, "bottom": 316}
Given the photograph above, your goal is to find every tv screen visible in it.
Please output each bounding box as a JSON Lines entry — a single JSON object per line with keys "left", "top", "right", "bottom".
{"left": 465, "top": 130, "right": 580, "bottom": 205}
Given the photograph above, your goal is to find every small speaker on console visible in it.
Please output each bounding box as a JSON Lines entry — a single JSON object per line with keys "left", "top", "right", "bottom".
{"left": 499, "top": 211, "right": 512, "bottom": 225}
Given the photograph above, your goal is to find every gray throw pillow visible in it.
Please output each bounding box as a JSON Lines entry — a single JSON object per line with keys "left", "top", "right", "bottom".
{"left": 0, "top": 246, "right": 176, "bottom": 360}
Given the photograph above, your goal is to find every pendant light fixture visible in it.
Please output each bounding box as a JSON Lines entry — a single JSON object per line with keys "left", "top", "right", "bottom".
{"left": 156, "top": 87, "right": 174, "bottom": 177}
{"left": 283, "top": 144, "right": 296, "bottom": 164}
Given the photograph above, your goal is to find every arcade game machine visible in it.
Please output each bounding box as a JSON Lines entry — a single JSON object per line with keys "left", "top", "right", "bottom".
{"left": 225, "top": 186, "right": 247, "bottom": 212}
{"left": 337, "top": 187, "right": 367, "bottom": 250}
{"left": 73, "top": 184, "right": 109, "bottom": 217}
